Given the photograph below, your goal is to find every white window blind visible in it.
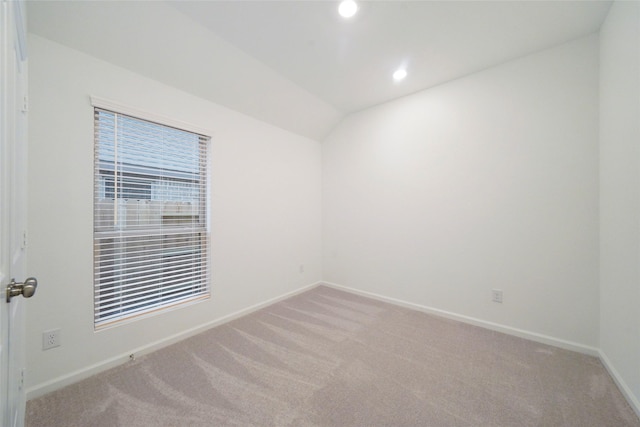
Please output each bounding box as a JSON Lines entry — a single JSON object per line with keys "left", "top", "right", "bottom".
{"left": 94, "top": 108, "right": 210, "bottom": 328}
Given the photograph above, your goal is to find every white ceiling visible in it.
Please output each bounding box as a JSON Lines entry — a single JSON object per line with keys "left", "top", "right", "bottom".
{"left": 172, "top": 1, "right": 611, "bottom": 113}
{"left": 27, "top": 1, "right": 611, "bottom": 140}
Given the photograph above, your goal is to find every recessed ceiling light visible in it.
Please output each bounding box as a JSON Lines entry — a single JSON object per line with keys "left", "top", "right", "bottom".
{"left": 338, "top": 0, "right": 358, "bottom": 18}
{"left": 393, "top": 68, "right": 407, "bottom": 81}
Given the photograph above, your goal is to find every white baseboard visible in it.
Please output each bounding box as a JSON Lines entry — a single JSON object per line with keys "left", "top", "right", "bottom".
{"left": 29, "top": 279, "right": 640, "bottom": 421}
{"left": 325, "top": 280, "right": 640, "bottom": 418}
{"left": 26, "top": 282, "right": 322, "bottom": 400}
{"left": 320, "top": 281, "right": 600, "bottom": 357}
{"left": 599, "top": 350, "right": 640, "bottom": 420}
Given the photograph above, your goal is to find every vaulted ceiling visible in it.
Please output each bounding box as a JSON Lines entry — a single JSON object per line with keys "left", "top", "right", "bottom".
{"left": 27, "top": 1, "right": 611, "bottom": 141}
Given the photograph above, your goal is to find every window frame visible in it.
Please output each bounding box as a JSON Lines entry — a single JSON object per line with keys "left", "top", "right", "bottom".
{"left": 92, "top": 97, "right": 211, "bottom": 329}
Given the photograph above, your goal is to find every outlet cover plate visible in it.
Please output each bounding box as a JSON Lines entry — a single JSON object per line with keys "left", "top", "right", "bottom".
{"left": 492, "top": 289, "right": 503, "bottom": 303}
{"left": 42, "top": 329, "right": 61, "bottom": 350}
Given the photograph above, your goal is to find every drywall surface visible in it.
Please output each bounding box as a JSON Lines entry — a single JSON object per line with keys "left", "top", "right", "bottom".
{"left": 323, "top": 35, "right": 600, "bottom": 347}
{"left": 599, "top": 0, "right": 640, "bottom": 409}
{"left": 27, "top": 1, "right": 341, "bottom": 141}
{"left": 26, "top": 35, "right": 322, "bottom": 395}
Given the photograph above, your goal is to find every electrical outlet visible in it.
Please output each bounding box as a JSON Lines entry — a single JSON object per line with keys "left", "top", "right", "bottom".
{"left": 491, "top": 289, "right": 503, "bottom": 303}
{"left": 42, "top": 329, "right": 61, "bottom": 350}
{"left": 299, "top": 264, "right": 305, "bottom": 273}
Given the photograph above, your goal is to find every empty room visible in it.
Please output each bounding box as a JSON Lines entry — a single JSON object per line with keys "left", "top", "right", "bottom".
{"left": 1, "top": 0, "right": 639, "bottom": 425}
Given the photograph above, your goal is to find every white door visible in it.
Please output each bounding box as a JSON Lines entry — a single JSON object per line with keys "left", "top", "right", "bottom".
{"left": 1, "top": 0, "right": 31, "bottom": 426}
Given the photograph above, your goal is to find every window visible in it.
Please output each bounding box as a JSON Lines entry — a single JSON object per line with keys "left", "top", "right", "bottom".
{"left": 93, "top": 106, "right": 210, "bottom": 328}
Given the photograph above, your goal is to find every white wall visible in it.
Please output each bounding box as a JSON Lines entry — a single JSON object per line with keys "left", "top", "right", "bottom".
{"left": 26, "top": 34, "right": 322, "bottom": 396}
{"left": 28, "top": 7, "right": 639, "bottom": 408}
{"left": 323, "top": 35, "right": 600, "bottom": 349}
{"left": 27, "top": 1, "right": 342, "bottom": 141}
{"left": 599, "top": 0, "right": 640, "bottom": 411}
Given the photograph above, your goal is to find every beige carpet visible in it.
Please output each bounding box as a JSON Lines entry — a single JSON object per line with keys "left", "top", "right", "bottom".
{"left": 27, "top": 285, "right": 640, "bottom": 426}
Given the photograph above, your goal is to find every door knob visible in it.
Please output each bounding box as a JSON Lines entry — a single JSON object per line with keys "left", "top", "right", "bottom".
{"left": 6, "top": 277, "right": 38, "bottom": 303}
